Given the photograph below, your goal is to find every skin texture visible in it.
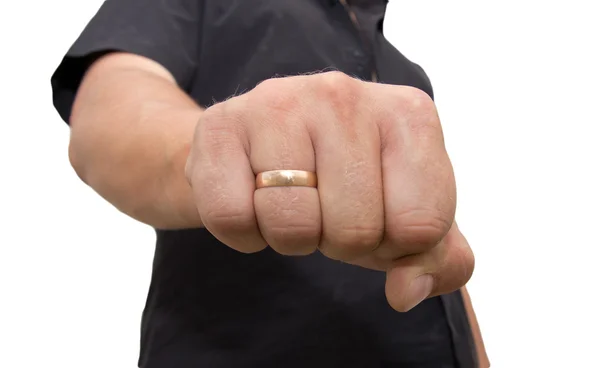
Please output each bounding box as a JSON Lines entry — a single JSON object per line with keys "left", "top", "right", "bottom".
{"left": 70, "top": 52, "right": 487, "bottom": 364}
{"left": 185, "top": 71, "right": 474, "bottom": 311}
{"left": 70, "top": 53, "right": 203, "bottom": 229}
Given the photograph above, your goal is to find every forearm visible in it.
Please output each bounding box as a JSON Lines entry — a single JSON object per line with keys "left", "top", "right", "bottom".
{"left": 69, "top": 53, "right": 203, "bottom": 229}
{"left": 461, "top": 287, "right": 490, "bottom": 367}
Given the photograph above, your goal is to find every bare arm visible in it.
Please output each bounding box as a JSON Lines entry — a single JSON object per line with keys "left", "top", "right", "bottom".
{"left": 69, "top": 52, "right": 203, "bottom": 229}
{"left": 461, "top": 287, "right": 490, "bottom": 367}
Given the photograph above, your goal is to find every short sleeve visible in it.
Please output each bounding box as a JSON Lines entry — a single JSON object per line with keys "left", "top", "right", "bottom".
{"left": 51, "top": 0, "right": 204, "bottom": 123}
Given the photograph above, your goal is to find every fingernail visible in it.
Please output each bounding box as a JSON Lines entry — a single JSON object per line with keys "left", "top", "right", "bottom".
{"left": 405, "top": 274, "right": 434, "bottom": 311}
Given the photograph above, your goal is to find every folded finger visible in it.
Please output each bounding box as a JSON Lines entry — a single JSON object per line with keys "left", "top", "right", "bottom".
{"left": 384, "top": 222, "right": 475, "bottom": 312}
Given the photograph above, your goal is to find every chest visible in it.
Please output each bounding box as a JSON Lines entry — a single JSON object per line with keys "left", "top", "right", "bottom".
{"left": 191, "top": 0, "right": 433, "bottom": 105}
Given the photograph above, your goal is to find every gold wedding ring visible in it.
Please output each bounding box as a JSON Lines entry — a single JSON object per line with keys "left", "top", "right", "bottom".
{"left": 255, "top": 170, "right": 318, "bottom": 189}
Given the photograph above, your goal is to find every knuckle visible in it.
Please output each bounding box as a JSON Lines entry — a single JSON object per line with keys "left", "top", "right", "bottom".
{"left": 312, "top": 71, "right": 363, "bottom": 133}
{"left": 379, "top": 88, "right": 441, "bottom": 154}
{"left": 183, "top": 156, "right": 194, "bottom": 185}
{"left": 210, "top": 98, "right": 246, "bottom": 123}
{"left": 315, "top": 71, "right": 359, "bottom": 100}
{"left": 387, "top": 208, "right": 452, "bottom": 253}
{"left": 199, "top": 104, "right": 229, "bottom": 134}
{"left": 269, "top": 221, "right": 320, "bottom": 242}
{"left": 204, "top": 100, "right": 227, "bottom": 120}
{"left": 197, "top": 103, "right": 246, "bottom": 153}
{"left": 398, "top": 87, "right": 441, "bottom": 133}
{"left": 255, "top": 76, "right": 281, "bottom": 91}
{"left": 201, "top": 202, "right": 255, "bottom": 235}
{"left": 455, "top": 244, "right": 475, "bottom": 286}
{"left": 252, "top": 78, "right": 301, "bottom": 115}
{"left": 253, "top": 77, "right": 288, "bottom": 100}
{"left": 435, "top": 243, "right": 475, "bottom": 295}
{"left": 403, "top": 86, "right": 436, "bottom": 113}
{"left": 267, "top": 222, "right": 320, "bottom": 255}
{"left": 323, "top": 226, "right": 384, "bottom": 260}
{"left": 320, "top": 70, "right": 354, "bottom": 85}
{"left": 255, "top": 189, "right": 321, "bottom": 255}
{"left": 427, "top": 225, "right": 476, "bottom": 295}
{"left": 254, "top": 78, "right": 279, "bottom": 98}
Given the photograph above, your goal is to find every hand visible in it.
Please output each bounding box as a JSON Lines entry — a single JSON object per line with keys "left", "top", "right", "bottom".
{"left": 185, "top": 71, "right": 474, "bottom": 312}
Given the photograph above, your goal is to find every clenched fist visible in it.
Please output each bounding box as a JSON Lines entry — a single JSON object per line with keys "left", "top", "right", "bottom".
{"left": 185, "top": 71, "right": 474, "bottom": 312}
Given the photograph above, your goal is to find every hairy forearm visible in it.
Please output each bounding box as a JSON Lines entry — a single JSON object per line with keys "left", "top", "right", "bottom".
{"left": 69, "top": 53, "right": 203, "bottom": 229}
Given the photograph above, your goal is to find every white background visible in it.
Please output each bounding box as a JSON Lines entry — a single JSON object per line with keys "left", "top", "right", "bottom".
{"left": 1, "top": 1, "right": 599, "bottom": 367}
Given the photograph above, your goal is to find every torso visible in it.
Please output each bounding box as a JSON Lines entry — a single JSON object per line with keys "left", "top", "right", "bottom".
{"left": 141, "top": 1, "right": 476, "bottom": 367}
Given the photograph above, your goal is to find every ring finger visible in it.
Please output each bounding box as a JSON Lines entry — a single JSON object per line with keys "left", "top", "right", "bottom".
{"left": 248, "top": 82, "right": 322, "bottom": 256}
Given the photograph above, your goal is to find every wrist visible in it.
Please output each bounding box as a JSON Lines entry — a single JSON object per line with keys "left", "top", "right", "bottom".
{"left": 165, "top": 140, "right": 203, "bottom": 229}
{"left": 158, "top": 112, "right": 204, "bottom": 230}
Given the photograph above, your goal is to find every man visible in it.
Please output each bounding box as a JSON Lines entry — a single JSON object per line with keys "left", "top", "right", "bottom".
{"left": 51, "top": 0, "right": 489, "bottom": 367}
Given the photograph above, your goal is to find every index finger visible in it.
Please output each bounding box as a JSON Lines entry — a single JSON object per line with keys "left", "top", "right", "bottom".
{"left": 375, "top": 85, "right": 457, "bottom": 259}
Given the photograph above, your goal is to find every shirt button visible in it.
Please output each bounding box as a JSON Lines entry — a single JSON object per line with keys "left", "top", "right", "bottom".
{"left": 353, "top": 49, "right": 363, "bottom": 57}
